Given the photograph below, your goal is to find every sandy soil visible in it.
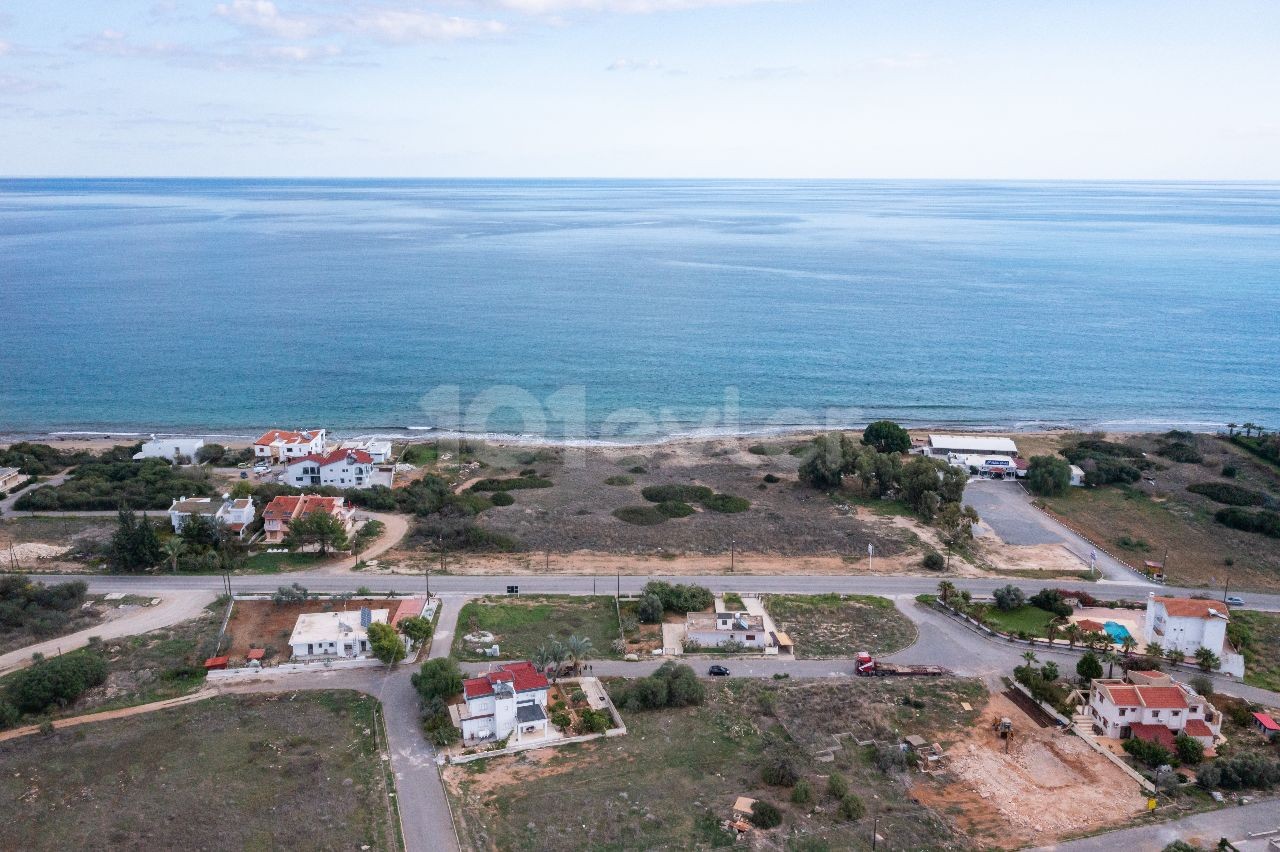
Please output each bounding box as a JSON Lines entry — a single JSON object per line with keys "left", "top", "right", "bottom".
{"left": 913, "top": 692, "right": 1147, "bottom": 849}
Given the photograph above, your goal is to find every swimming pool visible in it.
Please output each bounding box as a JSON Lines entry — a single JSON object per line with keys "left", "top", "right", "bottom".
{"left": 1103, "top": 621, "right": 1133, "bottom": 644}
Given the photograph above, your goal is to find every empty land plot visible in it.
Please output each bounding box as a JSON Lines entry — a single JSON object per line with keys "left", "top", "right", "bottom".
{"left": 443, "top": 678, "right": 971, "bottom": 852}
{"left": 764, "top": 593, "right": 916, "bottom": 658}
{"left": 0, "top": 691, "right": 398, "bottom": 851}
{"left": 1230, "top": 609, "right": 1280, "bottom": 692}
{"left": 452, "top": 595, "right": 622, "bottom": 661}
{"left": 912, "top": 692, "right": 1147, "bottom": 849}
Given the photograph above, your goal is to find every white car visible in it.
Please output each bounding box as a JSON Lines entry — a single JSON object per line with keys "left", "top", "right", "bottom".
{"left": 253, "top": 462, "right": 271, "bottom": 472}
{"left": 1225, "top": 595, "right": 1244, "bottom": 607}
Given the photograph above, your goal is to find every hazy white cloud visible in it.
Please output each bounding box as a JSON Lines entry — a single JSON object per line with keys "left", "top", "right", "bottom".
{"left": 214, "top": 0, "right": 317, "bottom": 40}
{"left": 860, "top": 52, "right": 937, "bottom": 71}
{"left": 0, "top": 40, "right": 11, "bottom": 56}
{"left": 497, "top": 0, "right": 789, "bottom": 12}
{"left": 77, "top": 28, "right": 346, "bottom": 68}
{"left": 0, "top": 74, "right": 58, "bottom": 94}
{"left": 348, "top": 10, "right": 506, "bottom": 43}
{"left": 606, "top": 57, "right": 662, "bottom": 71}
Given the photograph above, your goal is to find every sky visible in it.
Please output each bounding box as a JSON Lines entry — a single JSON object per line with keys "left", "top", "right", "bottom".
{"left": 1, "top": 1, "right": 1278, "bottom": 178}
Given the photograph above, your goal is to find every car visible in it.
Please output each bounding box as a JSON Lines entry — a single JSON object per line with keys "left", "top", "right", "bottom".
{"left": 708, "top": 664, "right": 730, "bottom": 677}
{"left": 239, "top": 471, "right": 248, "bottom": 479}
{"left": 1225, "top": 595, "right": 1245, "bottom": 607}
{"left": 236, "top": 461, "right": 251, "bottom": 468}
{"left": 253, "top": 463, "right": 271, "bottom": 472}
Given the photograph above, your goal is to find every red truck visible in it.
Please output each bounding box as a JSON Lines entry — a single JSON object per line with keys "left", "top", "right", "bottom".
{"left": 855, "top": 651, "right": 948, "bottom": 677}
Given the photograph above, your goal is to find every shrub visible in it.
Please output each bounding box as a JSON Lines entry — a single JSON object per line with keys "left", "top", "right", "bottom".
{"left": 1123, "top": 736, "right": 1174, "bottom": 768}
{"left": 1174, "top": 733, "right": 1205, "bottom": 766}
{"left": 604, "top": 475, "right": 634, "bottom": 486}
{"left": 0, "top": 700, "right": 20, "bottom": 729}
{"left": 636, "top": 593, "right": 665, "bottom": 624}
{"left": 643, "top": 581, "right": 713, "bottom": 613}
{"left": 1187, "top": 481, "right": 1267, "bottom": 507}
{"left": 790, "top": 778, "right": 814, "bottom": 805}
{"left": 702, "top": 493, "right": 750, "bottom": 513}
{"left": 489, "top": 491, "right": 515, "bottom": 507}
{"left": 992, "top": 584, "right": 1025, "bottom": 612}
{"left": 412, "top": 657, "right": 463, "bottom": 704}
{"left": 1026, "top": 455, "right": 1072, "bottom": 497}
{"left": 826, "top": 772, "right": 848, "bottom": 798}
{"left": 1029, "top": 588, "right": 1073, "bottom": 618}
{"left": 1189, "top": 675, "right": 1214, "bottom": 697}
{"left": 612, "top": 506, "right": 668, "bottom": 526}
{"left": 837, "top": 793, "right": 865, "bottom": 821}
{"left": 1222, "top": 464, "right": 1238, "bottom": 478}
{"left": 1214, "top": 508, "right": 1280, "bottom": 538}
{"left": 922, "top": 551, "right": 945, "bottom": 571}
{"left": 610, "top": 662, "right": 704, "bottom": 711}
{"left": 761, "top": 752, "right": 801, "bottom": 786}
{"left": 641, "top": 484, "right": 714, "bottom": 504}
{"left": 1076, "top": 651, "right": 1103, "bottom": 681}
{"left": 469, "top": 476, "right": 552, "bottom": 492}
{"left": 749, "top": 800, "right": 782, "bottom": 829}
{"left": 5, "top": 650, "right": 108, "bottom": 714}
{"left": 873, "top": 744, "right": 907, "bottom": 772}
{"left": 861, "top": 420, "right": 911, "bottom": 454}
{"left": 656, "top": 500, "right": 695, "bottom": 518}
{"left": 762, "top": 473, "right": 781, "bottom": 484}
{"left": 550, "top": 710, "right": 572, "bottom": 731}
{"left": 1158, "top": 442, "right": 1203, "bottom": 463}
{"left": 575, "top": 708, "right": 611, "bottom": 734}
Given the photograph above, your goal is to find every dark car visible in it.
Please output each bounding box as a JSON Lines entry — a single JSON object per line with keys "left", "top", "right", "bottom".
{"left": 708, "top": 664, "right": 730, "bottom": 677}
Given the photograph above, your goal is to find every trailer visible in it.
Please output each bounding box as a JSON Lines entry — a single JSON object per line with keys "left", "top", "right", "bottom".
{"left": 855, "top": 651, "right": 949, "bottom": 677}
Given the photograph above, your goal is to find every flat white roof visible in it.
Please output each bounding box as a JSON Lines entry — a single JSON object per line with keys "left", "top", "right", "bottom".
{"left": 929, "top": 434, "right": 1018, "bottom": 453}
{"left": 289, "top": 608, "right": 388, "bottom": 645}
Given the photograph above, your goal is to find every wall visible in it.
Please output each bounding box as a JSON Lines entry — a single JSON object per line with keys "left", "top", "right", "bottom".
{"left": 206, "top": 656, "right": 383, "bottom": 681}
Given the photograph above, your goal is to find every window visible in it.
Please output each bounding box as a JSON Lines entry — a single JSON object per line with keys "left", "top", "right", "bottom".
{"left": 1171, "top": 710, "right": 1180, "bottom": 717}
{"left": 1151, "top": 710, "right": 1160, "bottom": 718}
{"left": 1118, "top": 708, "right": 1126, "bottom": 716}
{"left": 746, "top": 635, "right": 756, "bottom": 641}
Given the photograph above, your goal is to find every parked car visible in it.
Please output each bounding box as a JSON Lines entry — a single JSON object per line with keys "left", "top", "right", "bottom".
{"left": 239, "top": 471, "right": 248, "bottom": 479}
{"left": 1225, "top": 595, "right": 1245, "bottom": 607}
{"left": 708, "top": 664, "right": 730, "bottom": 677}
{"left": 253, "top": 462, "right": 271, "bottom": 472}
{"left": 236, "top": 461, "right": 251, "bottom": 468}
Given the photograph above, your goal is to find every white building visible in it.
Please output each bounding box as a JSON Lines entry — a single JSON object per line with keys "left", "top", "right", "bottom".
{"left": 946, "top": 453, "right": 1020, "bottom": 477}
{"left": 1070, "top": 464, "right": 1086, "bottom": 486}
{"left": 133, "top": 436, "right": 205, "bottom": 463}
{"left": 451, "top": 662, "right": 550, "bottom": 744}
{"left": 285, "top": 449, "right": 377, "bottom": 489}
{"left": 253, "top": 429, "right": 327, "bottom": 462}
{"left": 167, "top": 495, "right": 256, "bottom": 539}
{"left": 0, "top": 467, "right": 24, "bottom": 492}
{"left": 685, "top": 611, "right": 773, "bottom": 650}
{"left": 1085, "top": 672, "right": 1222, "bottom": 749}
{"left": 1144, "top": 593, "right": 1243, "bottom": 677}
{"left": 288, "top": 607, "right": 393, "bottom": 660}
{"left": 927, "top": 434, "right": 1018, "bottom": 458}
{"left": 339, "top": 439, "right": 394, "bottom": 464}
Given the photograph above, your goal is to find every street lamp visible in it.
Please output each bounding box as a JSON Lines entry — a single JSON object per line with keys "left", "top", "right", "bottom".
{"left": 729, "top": 537, "right": 735, "bottom": 573}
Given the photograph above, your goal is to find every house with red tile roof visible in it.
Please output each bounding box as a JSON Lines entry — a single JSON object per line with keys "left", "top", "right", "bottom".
{"left": 1143, "top": 592, "right": 1243, "bottom": 677}
{"left": 261, "top": 494, "right": 353, "bottom": 544}
{"left": 1085, "top": 673, "right": 1222, "bottom": 749}
{"left": 253, "top": 428, "right": 327, "bottom": 462}
{"left": 284, "top": 449, "right": 378, "bottom": 489}
{"left": 450, "top": 661, "right": 550, "bottom": 744}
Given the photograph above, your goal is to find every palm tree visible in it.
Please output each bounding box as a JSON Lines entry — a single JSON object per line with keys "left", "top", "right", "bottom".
{"left": 937, "top": 580, "right": 956, "bottom": 606}
{"left": 1103, "top": 649, "right": 1121, "bottom": 678}
{"left": 1121, "top": 635, "right": 1138, "bottom": 657}
{"left": 1144, "top": 641, "right": 1163, "bottom": 661}
{"left": 1226, "top": 423, "right": 1237, "bottom": 436}
{"left": 1243, "top": 422, "right": 1258, "bottom": 438}
{"left": 1046, "top": 620, "right": 1061, "bottom": 645}
{"left": 1165, "top": 648, "right": 1186, "bottom": 667}
{"left": 163, "top": 537, "right": 186, "bottom": 575}
{"left": 1021, "top": 650, "right": 1038, "bottom": 670}
{"left": 1194, "top": 646, "right": 1221, "bottom": 672}
{"left": 532, "top": 643, "right": 554, "bottom": 674}
{"left": 1064, "top": 623, "right": 1084, "bottom": 649}
{"left": 564, "top": 634, "right": 593, "bottom": 676}
{"left": 544, "top": 636, "right": 568, "bottom": 682}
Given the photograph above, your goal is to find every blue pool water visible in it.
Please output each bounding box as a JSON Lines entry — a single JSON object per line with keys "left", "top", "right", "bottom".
{"left": 1104, "top": 621, "right": 1134, "bottom": 644}
{"left": 1, "top": 179, "right": 1278, "bottom": 439}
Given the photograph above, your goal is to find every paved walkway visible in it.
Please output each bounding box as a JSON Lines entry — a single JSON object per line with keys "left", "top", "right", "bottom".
{"left": 0, "top": 471, "right": 70, "bottom": 515}
{"left": 0, "top": 589, "right": 217, "bottom": 676}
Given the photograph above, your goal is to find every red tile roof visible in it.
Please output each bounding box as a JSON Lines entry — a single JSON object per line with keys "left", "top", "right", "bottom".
{"left": 1135, "top": 686, "right": 1189, "bottom": 710}
{"left": 1100, "top": 684, "right": 1141, "bottom": 706}
{"left": 287, "top": 449, "right": 373, "bottom": 468}
{"left": 1183, "top": 719, "right": 1214, "bottom": 738}
{"left": 1129, "top": 723, "right": 1176, "bottom": 749}
{"left": 463, "top": 661, "right": 549, "bottom": 700}
{"left": 1077, "top": 619, "right": 1106, "bottom": 633}
{"left": 246, "top": 648, "right": 265, "bottom": 660}
{"left": 1253, "top": 712, "right": 1280, "bottom": 732}
{"left": 1155, "top": 597, "right": 1230, "bottom": 620}
{"left": 390, "top": 597, "right": 428, "bottom": 626}
{"left": 255, "top": 428, "right": 322, "bottom": 446}
{"left": 262, "top": 494, "right": 345, "bottom": 522}
{"left": 203, "top": 656, "right": 230, "bottom": 669}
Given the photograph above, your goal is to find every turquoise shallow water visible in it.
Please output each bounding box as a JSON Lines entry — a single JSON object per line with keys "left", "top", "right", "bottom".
{"left": 1, "top": 179, "right": 1277, "bottom": 441}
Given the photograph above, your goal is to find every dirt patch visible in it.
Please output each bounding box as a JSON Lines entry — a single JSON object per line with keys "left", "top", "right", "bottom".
{"left": 224, "top": 597, "right": 414, "bottom": 662}
{"left": 915, "top": 692, "right": 1146, "bottom": 848}
{"left": 763, "top": 593, "right": 916, "bottom": 658}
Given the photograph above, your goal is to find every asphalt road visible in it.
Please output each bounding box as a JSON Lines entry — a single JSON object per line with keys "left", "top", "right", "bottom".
{"left": 1034, "top": 798, "right": 1280, "bottom": 851}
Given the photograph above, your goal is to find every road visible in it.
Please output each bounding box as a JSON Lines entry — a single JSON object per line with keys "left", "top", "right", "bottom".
{"left": 0, "top": 471, "right": 71, "bottom": 516}
{"left": 1034, "top": 798, "right": 1280, "bottom": 851}
{"left": 964, "top": 479, "right": 1141, "bottom": 581}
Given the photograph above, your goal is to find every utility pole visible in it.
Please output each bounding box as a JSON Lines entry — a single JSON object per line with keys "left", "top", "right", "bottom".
{"left": 1162, "top": 546, "right": 1169, "bottom": 582}
{"left": 1223, "top": 577, "right": 1229, "bottom": 604}
{"left": 872, "top": 816, "right": 879, "bottom": 850}
{"left": 616, "top": 570, "right": 621, "bottom": 601}
{"left": 868, "top": 541, "right": 875, "bottom": 573}
{"left": 729, "top": 537, "right": 735, "bottom": 573}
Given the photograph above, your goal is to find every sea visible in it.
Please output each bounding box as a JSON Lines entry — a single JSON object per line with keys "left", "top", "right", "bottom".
{"left": 1, "top": 179, "right": 1278, "bottom": 444}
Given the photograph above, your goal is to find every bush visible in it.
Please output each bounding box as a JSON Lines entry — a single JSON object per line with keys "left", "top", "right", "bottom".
{"left": 656, "top": 500, "right": 696, "bottom": 518}
{"left": 922, "top": 551, "right": 945, "bottom": 571}
{"left": 412, "top": 657, "right": 463, "bottom": 704}
{"left": 873, "top": 744, "right": 907, "bottom": 772}
{"left": 643, "top": 581, "right": 713, "bottom": 614}
{"left": 837, "top": 793, "right": 865, "bottom": 821}
{"left": 1077, "top": 651, "right": 1103, "bottom": 681}
{"left": 636, "top": 592, "right": 665, "bottom": 624}
{"left": 1187, "top": 481, "right": 1267, "bottom": 506}
{"left": 1214, "top": 507, "right": 1280, "bottom": 538}
{"left": 761, "top": 753, "right": 801, "bottom": 786}
{"left": 1029, "top": 588, "right": 1073, "bottom": 618}
{"left": 861, "top": 420, "right": 911, "bottom": 454}
{"left": 1222, "top": 464, "right": 1238, "bottom": 478}
{"left": 1123, "top": 736, "right": 1174, "bottom": 768}
{"left": 762, "top": 473, "right": 781, "bottom": 484}
{"left": 1197, "top": 753, "right": 1280, "bottom": 790}
{"left": 604, "top": 475, "right": 634, "bottom": 486}
{"left": 0, "top": 700, "right": 20, "bottom": 729}
{"left": 702, "top": 493, "right": 750, "bottom": 513}
{"left": 612, "top": 505, "right": 668, "bottom": 526}
{"left": 1189, "top": 675, "right": 1214, "bottom": 697}
{"left": 826, "top": 772, "right": 848, "bottom": 798}
{"left": 992, "top": 584, "right": 1025, "bottom": 612}
{"left": 1174, "top": 733, "right": 1205, "bottom": 766}
{"left": 610, "top": 662, "right": 704, "bottom": 711}
{"left": 790, "top": 778, "right": 814, "bottom": 805}
{"left": 489, "top": 491, "right": 515, "bottom": 507}
{"left": 1026, "top": 455, "right": 1072, "bottom": 497}
{"left": 1158, "top": 442, "right": 1203, "bottom": 463}
{"left": 641, "top": 484, "right": 714, "bottom": 504}
{"left": 5, "top": 650, "right": 108, "bottom": 714}
{"left": 575, "top": 708, "right": 611, "bottom": 734}
{"left": 470, "top": 476, "right": 552, "bottom": 492}
{"left": 749, "top": 800, "right": 782, "bottom": 829}
{"left": 550, "top": 710, "right": 573, "bottom": 732}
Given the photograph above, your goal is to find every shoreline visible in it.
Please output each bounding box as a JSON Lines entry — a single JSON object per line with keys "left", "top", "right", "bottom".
{"left": 0, "top": 420, "right": 1224, "bottom": 454}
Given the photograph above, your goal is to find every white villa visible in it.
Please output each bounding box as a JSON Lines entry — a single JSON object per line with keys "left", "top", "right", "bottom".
{"left": 253, "top": 428, "right": 327, "bottom": 462}
{"left": 134, "top": 436, "right": 205, "bottom": 463}
{"left": 451, "top": 662, "right": 550, "bottom": 744}
{"left": 285, "top": 449, "right": 378, "bottom": 489}
{"left": 339, "top": 439, "right": 394, "bottom": 464}
{"left": 685, "top": 611, "right": 773, "bottom": 650}
{"left": 288, "top": 607, "right": 393, "bottom": 660}
{"left": 167, "top": 495, "right": 256, "bottom": 539}
{"left": 1144, "top": 593, "right": 1243, "bottom": 676}
{"left": 1083, "top": 672, "right": 1222, "bottom": 751}
{"left": 0, "top": 467, "right": 24, "bottom": 492}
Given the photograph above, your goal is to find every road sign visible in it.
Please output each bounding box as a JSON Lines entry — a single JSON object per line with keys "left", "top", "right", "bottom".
{"left": 506, "top": 585, "right": 519, "bottom": 595}
{"left": 868, "top": 543, "right": 875, "bottom": 556}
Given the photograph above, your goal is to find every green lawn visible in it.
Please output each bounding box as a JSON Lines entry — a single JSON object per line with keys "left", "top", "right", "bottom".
{"left": 764, "top": 593, "right": 916, "bottom": 658}
{"left": 973, "top": 603, "right": 1058, "bottom": 637}
{"left": 443, "top": 677, "right": 980, "bottom": 851}
{"left": 0, "top": 692, "right": 398, "bottom": 851}
{"left": 1230, "top": 610, "right": 1280, "bottom": 692}
{"left": 452, "top": 595, "right": 622, "bottom": 662}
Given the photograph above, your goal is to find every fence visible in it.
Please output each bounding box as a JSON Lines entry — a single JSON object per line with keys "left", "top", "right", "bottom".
{"left": 206, "top": 656, "right": 384, "bottom": 681}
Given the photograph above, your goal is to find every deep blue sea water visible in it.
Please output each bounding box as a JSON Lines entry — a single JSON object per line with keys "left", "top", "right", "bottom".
{"left": 1, "top": 179, "right": 1278, "bottom": 442}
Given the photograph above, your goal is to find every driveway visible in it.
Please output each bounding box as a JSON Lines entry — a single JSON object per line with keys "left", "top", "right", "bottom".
{"left": 964, "top": 479, "right": 1144, "bottom": 582}
{"left": 0, "top": 470, "right": 70, "bottom": 516}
